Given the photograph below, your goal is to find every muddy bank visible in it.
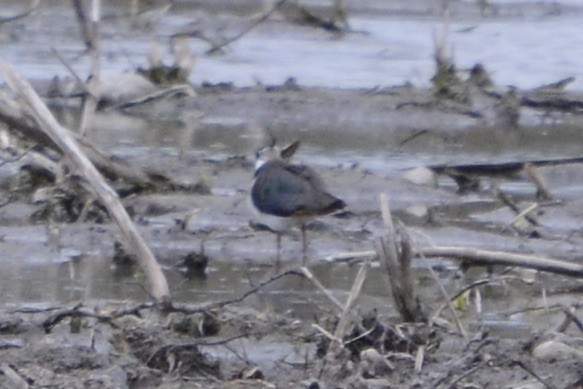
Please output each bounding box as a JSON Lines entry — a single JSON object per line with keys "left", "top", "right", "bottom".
{"left": 1, "top": 298, "right": 582, "bottom": 388}
{"left": 1, "top": 80, "right": 583, "bottom": 387}
{"left": 1, "top": 0, "right": 583, "bottom": 387}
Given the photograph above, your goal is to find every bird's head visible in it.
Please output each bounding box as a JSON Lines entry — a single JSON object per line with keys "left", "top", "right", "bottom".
{"left": 254, "top": 139, "right": 300, "bottom": 170}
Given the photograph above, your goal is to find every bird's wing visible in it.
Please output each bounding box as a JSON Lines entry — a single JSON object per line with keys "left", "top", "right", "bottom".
{"left": 284, "top": 164, "right": 327, "bottom": 189}
{"left": 252, "top": 164, "right": 314, "bottom": 216}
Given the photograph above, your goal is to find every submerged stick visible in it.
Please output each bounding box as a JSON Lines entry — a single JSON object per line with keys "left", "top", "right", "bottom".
{"left": 0, "top": 60, "right": 170, "bottom": 302}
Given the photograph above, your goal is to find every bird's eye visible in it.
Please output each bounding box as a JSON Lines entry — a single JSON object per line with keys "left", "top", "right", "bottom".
{"left": 255, "top": 151, "right": 260, "bottom": 159}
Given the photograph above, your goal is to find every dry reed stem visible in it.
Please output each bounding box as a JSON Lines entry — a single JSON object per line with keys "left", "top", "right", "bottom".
{"left": 72, "top": 0, "right": 92, "bottom": 51}
{"left": 378, "top": 193, "right": 425, "bottom": 322}
{"left": 79, "top": 0, "right": 101, "bottom": 136}
{"left": 325, "top": 259, "right": 371, "bottom": 359}
{"left": 335, "top": 259, "right": 370, "bottom": 336}
{"left": 423, "top": 255, "right": 468, "bottom": 340}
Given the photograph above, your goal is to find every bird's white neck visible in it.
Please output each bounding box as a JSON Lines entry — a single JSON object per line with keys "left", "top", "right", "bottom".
{"left": 255, "top": 159, "right": 267, "bottom": 171}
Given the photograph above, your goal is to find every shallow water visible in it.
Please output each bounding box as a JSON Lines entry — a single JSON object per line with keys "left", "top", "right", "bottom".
{"left": 2, "top": 0, "right": 583, "bottom": 90}
{"left": 1, "top": 0, "right": 582, "bottom": 338}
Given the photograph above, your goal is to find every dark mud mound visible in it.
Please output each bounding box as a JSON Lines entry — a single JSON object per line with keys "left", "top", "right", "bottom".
{"left": 1, "top": 300, "right": 582, "bottom": 388}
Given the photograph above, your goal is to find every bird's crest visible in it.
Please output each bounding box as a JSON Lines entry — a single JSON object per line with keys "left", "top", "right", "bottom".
{"left": 255, "top": 138, "right": 301, "bottom": 170}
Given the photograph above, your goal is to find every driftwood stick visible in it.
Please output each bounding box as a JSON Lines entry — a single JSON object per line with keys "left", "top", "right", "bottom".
{"left": 324, "top": 250, "right": 376, "bottom": 263}
{"left": 0, "top": 60, "right": 170, "bottom": 302}
{"left": 322, "top": 246, "right": 583, "bottom": 279}
{"left": 419, "top": 246, "right": 583, "bottom": 278}
{"left": 429, "top": 156, "right": 583, "bottom": 177}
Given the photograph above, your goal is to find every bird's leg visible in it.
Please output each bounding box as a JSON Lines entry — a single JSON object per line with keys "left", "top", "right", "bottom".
{"left": 275, "top": 232, "right": 282, "bottom": 269}
{"left": 301, "top": 223, "right": 308, "bottom": 267}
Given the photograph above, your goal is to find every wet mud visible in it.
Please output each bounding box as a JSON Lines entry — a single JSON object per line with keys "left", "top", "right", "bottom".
{"left": 1, "top": 1, "right": 582, "bottom": 388}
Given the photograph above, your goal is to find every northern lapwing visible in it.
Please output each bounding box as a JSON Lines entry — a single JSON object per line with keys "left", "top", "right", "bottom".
{"left": 250, "top": 140, "right": 346, "bottom": 266}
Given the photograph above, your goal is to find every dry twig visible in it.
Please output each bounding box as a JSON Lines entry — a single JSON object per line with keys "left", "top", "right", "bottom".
{"left": 325, "top": 259, "right": 371, "bottom": 360}
{"left": 423, "top": 251, "right": 468, "bottom": 340}
{"left": 168, "top": 269, "right": 303, "bottom": 314}
{"left": 205, "top": 0, "right": 289, "bottom": 55}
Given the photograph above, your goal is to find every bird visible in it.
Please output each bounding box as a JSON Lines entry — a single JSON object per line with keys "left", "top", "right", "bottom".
{"left": 250, "top": 139, "right": 346, "bottom": 267}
